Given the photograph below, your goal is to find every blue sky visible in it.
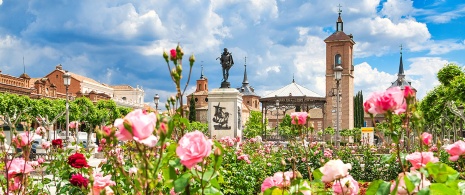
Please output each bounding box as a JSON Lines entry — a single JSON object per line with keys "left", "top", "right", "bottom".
{"left": 0, "top": 0, "right": 464, "bottom": 108}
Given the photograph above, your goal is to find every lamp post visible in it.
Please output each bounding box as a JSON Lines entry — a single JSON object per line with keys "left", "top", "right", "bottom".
{"left": 334, "top": 65, "right": 343, "bottom": 148}
{"left": 276, "top": 99, "right": 280, "bottom": 136}
{"left": 154, "top": 94, "right": 160, "bottom": 112}
{"left": 63, "top": 71, "right": 71, "bottom": 144}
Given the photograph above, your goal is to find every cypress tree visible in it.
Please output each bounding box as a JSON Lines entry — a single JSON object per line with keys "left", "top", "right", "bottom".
{"left": 188, "top": 94, "right": 196, "bottom": 122}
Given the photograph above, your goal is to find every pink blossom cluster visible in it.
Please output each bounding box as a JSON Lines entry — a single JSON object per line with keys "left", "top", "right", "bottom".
{"left": 114, "top": 109, "right": 159, "bottom": 147}
{"left": 319, "top": 159, "right": 359, "bottom": 195}
{"left": 363, "top": 86, "right": 410, "bottom": 115}
{"left": 323, "top": 148, "right": 333, "bottom": 158}
{"left": 237, "top": 154, "right": 251, "bottom": 164}
{"left": 219, "top": 136, "right": 235, "bottom": 147}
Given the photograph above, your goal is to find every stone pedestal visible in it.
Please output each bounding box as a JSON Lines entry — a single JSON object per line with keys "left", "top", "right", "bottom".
{"left": 208, "top": 88, "right": 242, "bottom": 139}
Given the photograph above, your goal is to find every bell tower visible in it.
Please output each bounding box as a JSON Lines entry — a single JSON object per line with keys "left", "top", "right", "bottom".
{"left": 324, "top": 6, "right": 355, "bottom": 131}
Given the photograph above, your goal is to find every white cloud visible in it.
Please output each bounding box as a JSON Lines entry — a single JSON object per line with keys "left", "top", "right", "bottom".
{"left": 350, "top": 17, "right": 430, "bottom": 57}
{"left": 405, "top": 57, "right": 449, "bottom": 98}
{"left": 425, "top": 5, "right": 465, "bottom": 23}
{"left": 354, "top": 57, "right": 451, "bottom": 100}
{"left": 354, "top": 62, "right": 396, "bottom": 98}
{"left": 380, "top": 0, "right": 414, "bottom": 21}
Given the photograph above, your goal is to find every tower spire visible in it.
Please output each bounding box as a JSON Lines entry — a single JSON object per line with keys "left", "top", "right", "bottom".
{"left": 398, "top": 44, "right": 404, "bottom": 76}
{"left": 200, "top": 61, "right": 205, "bottom": 79}
{"left": 336, "top": 4, "right": 343, "bottom": 31}
{"left": 23, "top": 56, "right": 25, "bottom": 74}
{"left": 292, "top": 73, "right": 295, "bottom": 83}
{"left": 242, "top": 57, "right": 249, "bottom": 84}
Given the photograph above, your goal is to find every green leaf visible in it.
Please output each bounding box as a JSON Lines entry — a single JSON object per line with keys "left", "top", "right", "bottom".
{"left": 417, "top": 187, "right": 430, "bottom": 195}
{"left": 312, "top": 168, "right": 322, "bottom": 181}
{"left": 201, "top": 168, "right": 216, "bottom": 182}
{"left": 43, "top": 177, "right": 52, "bottom": 184}
{"left": 429, "top": 183, "right": 456, "bottom": 195}
{"left": 426, "top": 162, "right": 457, "bottom": 183}
{"left": 405, "top": 173, "right": 420, "bottom": 193}
{"left": 203, "top": 186, "right": 224, "bottom": 195}
{"left": 365, "top": 179, "right": 391, "bottom": 195}
{"left": 264, "top": 186, "right": 278, "bottom": 195}
{"left": 174, "top": 172, "right": 192, "bottom": 193}
{"left": 381, "top": 154, "right": 394, "bottom": 163}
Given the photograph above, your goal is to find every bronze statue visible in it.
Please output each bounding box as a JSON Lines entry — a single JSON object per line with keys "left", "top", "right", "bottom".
{"left": 218, "top": 48, "right": 234, "bottom": 82}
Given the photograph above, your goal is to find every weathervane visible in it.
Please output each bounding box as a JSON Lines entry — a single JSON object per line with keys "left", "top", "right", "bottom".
{"left": 337, "top": 4, "right": 342, "bottom": 15}
{"left": 400, "top": 44, "right": 403, "bottom": 54}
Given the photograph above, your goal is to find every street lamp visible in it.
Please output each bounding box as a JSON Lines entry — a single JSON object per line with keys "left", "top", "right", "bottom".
{"left": 153, "top": 94, "right": 160, "bottom": 112}
{"left": 334, "top": 65, "right": 343, "bottom": 148}
{"left": 63, "top": 71, "right": 71, "bottom": 144}
{"left": 276, "top": 99, "right": 280, "bottom": 135}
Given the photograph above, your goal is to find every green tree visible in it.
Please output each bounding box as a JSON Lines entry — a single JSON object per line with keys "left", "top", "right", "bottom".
{"left": 279, "top": 114, "right": 291, "bottom": 128}
{"left": 0, "top": 93, "right": 33, "bottom": 140}
{"left": 353, "top": 90, "right": 364, "bottom": 128}
{"left": 419, "top": 63, "right": 465, "bottom": 141}
{"left": 244, "top": 110, "right": 267, "bottom": 138}
{"left": 70, "top": 97, "right": 96, "bottom": 147}
{"left": 188, "top": 94, "right": 196, "bottom": 122}
{"left": 30, "top": 98, "right": 66, "bottom": 140}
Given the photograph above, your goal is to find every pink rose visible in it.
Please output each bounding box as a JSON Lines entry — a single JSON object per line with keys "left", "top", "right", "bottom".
{"left": 93, "top": 171, "right": 116, "bottom": 195}
{"left": 170, "top": 49, "right": 177, "bottom": 61}
{"left": 261, "top": 176, "right": 277, "bottom": 192}
{"left": 364, "top": 87, "right": 406, "bottom": 115}
{"left": 37, "top": 158, "right": 45, "bottom": 164}
{"left": 69, "top": 121, "right": 78, "bottom": 129}
{"left": 129, "top": 167, "right": 137, "bottom": 175}
{"left": 332, "top": 175, "right": 359, "bottom": 195}
{"left": 102, "top": 126, "right": 112, "bottom": 136}
{"left": 12, "top": 132, "right": 33, "bottom": 148}
{"left": 261, "top": 171, "right": 295, "bottom": 192}
{"left": 114, "top": 109, "right": 158, "bottom": 147}
{"left": 290, "top": 112, "right": 308, "bottom": 125}
{"left": 8, "top": 176, "right": 21, "bottom": 191}
{"left": 41, "top": 141, "right": 51, "bottom": 149}
{"left": 421, "top": 132, "right": 432, "bottom": 145}
{"left": 35, "top": 126, "right": 46, "bottom": 136}
{"left": 28, "top": 161, "right": 39, "bottom": 167}
{"left": 445, "top": 140, "right": 465, "bottom": 161}
{"left": 406, "top": 152, "right": 438, "bottom": 170}
{"left": 7, "top": 158, "right": 34, "bottom": 178}
{"left": 390, "top": 171, "right": 430, "bottom": 194}
{"left": 176, "top": 131, "right": 212, "bottom": 169}
{"left": 404, "top": 86, "right": 415, "bottom": 99}
{"left": 319, "top": 159, "right": 352, "bottom": 182}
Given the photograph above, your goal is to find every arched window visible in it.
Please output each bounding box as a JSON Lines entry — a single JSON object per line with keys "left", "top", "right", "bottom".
{"left": 335, "top": 54, "right": 342, "bottom": 66}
